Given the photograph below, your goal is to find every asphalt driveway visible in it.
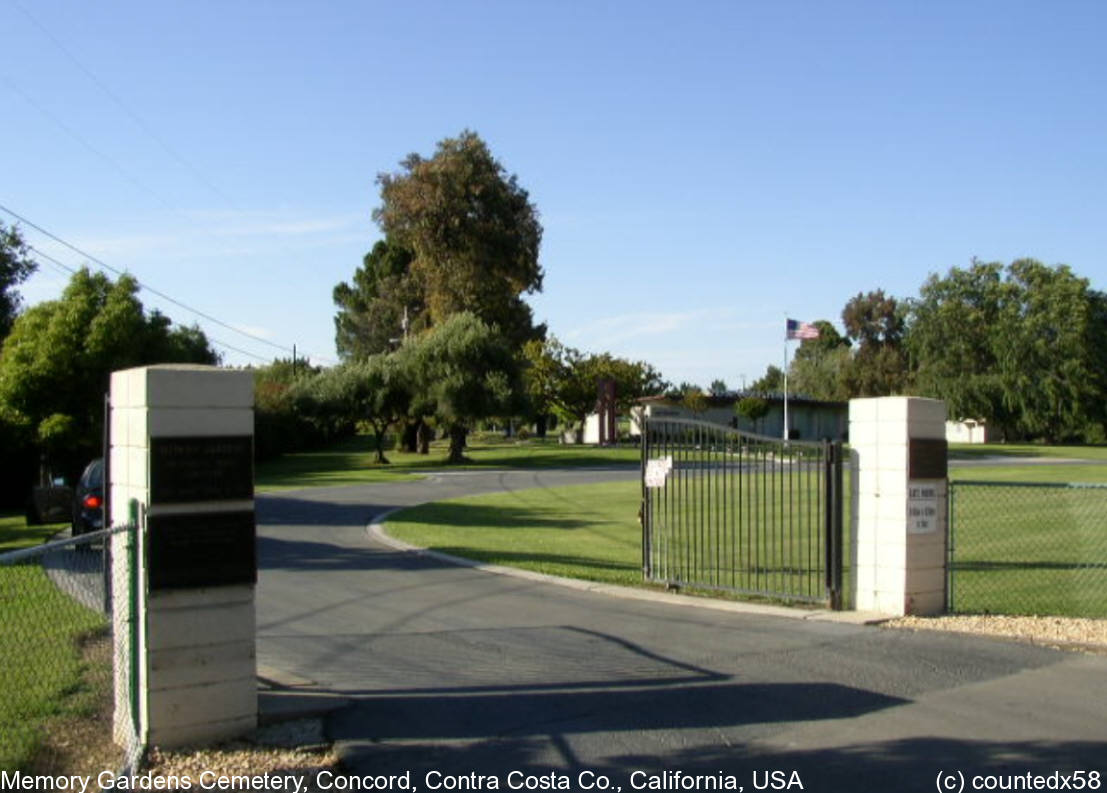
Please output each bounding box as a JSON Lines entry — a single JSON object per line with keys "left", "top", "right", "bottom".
{"left": 256, "top": 469, "right": 1106, "bottom": 792}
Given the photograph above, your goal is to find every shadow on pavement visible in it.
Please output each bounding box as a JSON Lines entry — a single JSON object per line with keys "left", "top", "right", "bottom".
{"left": 330, "top": 679, "right": 908, "bottom": 741}
{"left": 258, "top": 534, "right": 459, "bottom": 573}
{"left": 256, "top": 495, "right": 396, "bottom": 528}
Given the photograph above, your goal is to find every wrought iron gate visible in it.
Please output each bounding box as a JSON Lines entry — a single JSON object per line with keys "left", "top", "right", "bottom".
{"left": 641, "top": 417, "right": 844, "bottom": 608}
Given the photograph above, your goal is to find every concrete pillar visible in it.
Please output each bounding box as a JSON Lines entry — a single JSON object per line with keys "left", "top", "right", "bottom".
{"left": 850, "top": 397, "right": 948, "bottom": 616}
{"left": 110, "top": 364, "right": 256, "bottom": 748}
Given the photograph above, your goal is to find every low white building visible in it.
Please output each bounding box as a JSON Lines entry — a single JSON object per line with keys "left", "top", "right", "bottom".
{"left": 945, "top": 419, "right": 992, "bottom": 444}
{"left": 578, "top": 393, "right": 848, "bottom": 443}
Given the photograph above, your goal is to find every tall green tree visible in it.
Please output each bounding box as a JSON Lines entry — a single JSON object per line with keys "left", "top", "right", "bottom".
{"left": 907, "top": 259, "right": 1013, "bottom": 433}
{"left": 349, "top": 355, "right": 411, "bottom": 463}
{"left": 788, "top": 319, "right": 851, "bottom": 401}
{"left": 373, "top": 130, "right": 545, "bottom": 349}
{"left": 1, "top": 222, "right": 37, "bottom": 340}
{"left": 841, "top": 290, "right": 910, "bottom": 396}
{"left": 523, "top": 337, "right": 666, "bottom": 442}
{"left": 400, "top": 313, "right": 524, "bottom": 463}
{"left": 0, "top": 268, "right": 219, "bottom": 477}
{"left": 909, "top": 258, "right": 1107, "bottom": 442}
{"left": 332, "top": 238, "right": 426, "bottom": 359}
{"left": 750, "top": 365, "right": 784, "bottom": 394}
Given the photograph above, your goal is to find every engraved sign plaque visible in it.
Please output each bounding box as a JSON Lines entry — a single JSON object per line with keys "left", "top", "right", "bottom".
{"left": 908, "top": 438, "right": 948, "bottom": 480}
{"left": 150, "top": 436, "right": 253, "bottom": 504}
{"left": 147, "top": 510, "right": 257, "bottom": 590}
{"left": 907, "top": 481, "right": 941, "bottom": 534}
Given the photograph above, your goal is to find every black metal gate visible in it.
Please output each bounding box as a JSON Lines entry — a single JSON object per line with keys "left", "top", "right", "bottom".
{"left": 641, "top": 417, "right": 844, "bottom": 608}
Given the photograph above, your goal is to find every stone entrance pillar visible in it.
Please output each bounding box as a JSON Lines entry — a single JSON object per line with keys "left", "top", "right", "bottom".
{"left": 110, "top": 364, "right": 257, "bottom": 748}
{"left": 849, "top": 397, "right": 948, "bottom": 616}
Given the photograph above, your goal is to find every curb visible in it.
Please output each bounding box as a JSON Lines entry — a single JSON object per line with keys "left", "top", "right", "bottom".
{"left": 367, "top": 509, "right": 891, "bottom": 626}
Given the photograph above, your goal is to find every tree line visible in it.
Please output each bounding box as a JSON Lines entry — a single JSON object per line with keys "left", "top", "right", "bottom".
{"left": 0, "top": 229, "right": 219, "bottom": 505}
{"left": 326, "top": 130, "right": 664, "bottom": 460}
{"left": 5, "top": 130, "right": 1105, "bottom": 506}
{"left": 753, "top": 260, "right": 1107, "bottom": 443}
{"left": 0, "top": 131, "right": 664, "bottom": 508}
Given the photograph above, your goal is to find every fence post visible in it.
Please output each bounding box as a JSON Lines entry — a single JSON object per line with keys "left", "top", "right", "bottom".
{"left": 823, "top": 440, "right": 844, "bottom": 609}
{"left": 849, "top": 397, "right": 948, "bottom": 616}
{"left": 641, "top": 417, "right": 650, "bottom": 578}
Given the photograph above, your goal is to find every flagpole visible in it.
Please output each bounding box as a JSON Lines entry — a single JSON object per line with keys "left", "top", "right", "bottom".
{"left": 783, "top": 316, "right": 790, "bottom": 442}
{"left": 783, "top": 333, "right": 789, "bottom": 442}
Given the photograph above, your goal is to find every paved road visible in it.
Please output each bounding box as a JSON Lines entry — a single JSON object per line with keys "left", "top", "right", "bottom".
{"left": 256, "top": 468, "right": 1107, "bottom": 792}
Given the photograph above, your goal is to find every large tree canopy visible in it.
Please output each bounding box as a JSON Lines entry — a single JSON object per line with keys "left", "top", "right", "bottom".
{"left": 332, "top": 238, "right": 426, "bottom": 359}
{"left": 371, "top": 130, "right": 545, "bottom": 349}
{"left": 1, "top": 222, "right": 37, "bottom": 341}
{"left": 398, "top": 312, "right": 524, "bottom": 463}
{"left": 841, "top": 289, "right": 910, "bottom": 396}
{"left": 788, "top": 319, "right": 851, "bottom": 401}
{"left": 0, "top": 268, "right": 219, "bottom": 476}
{"left": 907, "top": 258, "right": 1107, "bottom": 442}
{"left": 523, "top": 337, "right": 666, "bottom": 441}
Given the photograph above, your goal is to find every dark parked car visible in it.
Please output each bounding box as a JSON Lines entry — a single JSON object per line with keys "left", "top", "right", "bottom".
{"left": 72, "top": 458, "right": 104, "bottom": 536}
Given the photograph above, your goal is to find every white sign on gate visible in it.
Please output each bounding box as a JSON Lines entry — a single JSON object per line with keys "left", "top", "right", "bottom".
{"left": 645, "top": 456, "right": 674, "bottom": 488}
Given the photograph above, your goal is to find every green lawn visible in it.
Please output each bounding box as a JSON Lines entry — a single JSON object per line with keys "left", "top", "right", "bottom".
{"left": 0, "top": 513, "right": 61, "bottom": 553}
{"left": 949, "top": 464, "right": 1107, "bottom": 484}
{"left": 386, "top": 448, "right": 1107, "bottom": 617}
{"left": 0, "top": 514, "right": 113, "bottom": 771}
{"left": 386, "top": 480, "right": 645, "bottom": 586}
{"left": 255, "top": 433, "right": 640, "bottom": 492}
{"left": 387, "top": 466, "right": 845, "bottom": 605}
{"left": 949, "top": 481, "right": 1107, "bottom": 617}
{"left": 950, "top": 442, "right": 1107, "bottom": 461}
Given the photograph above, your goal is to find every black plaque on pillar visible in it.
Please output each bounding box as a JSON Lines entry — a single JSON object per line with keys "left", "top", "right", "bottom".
{"left": 150, "top": 436, "right": 253, "bottom": 503}
{"left": 147, "top": 510, "right": 257, "bottom": 590}
{"left": 908, "top": 438, "right": 948, "bottom": 479}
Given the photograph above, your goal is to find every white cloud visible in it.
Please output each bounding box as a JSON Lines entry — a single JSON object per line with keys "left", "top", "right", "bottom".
{"left": 563, "top": 309, "right": 777, "bottom": 349}
{"left": 59, "top": 209, "right": 364, "bottom": 264}
{"left": 231, "top": 324, "right": 274, "bottom": 340}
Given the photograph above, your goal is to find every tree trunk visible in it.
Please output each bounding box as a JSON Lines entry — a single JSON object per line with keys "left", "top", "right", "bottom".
{"left": 401, "top": 420, "right": 418, "bottom": 453}
{"left": 536, "top": 415, "right": 548, "bottom": 438}
{"left": 373, "top": 427, "right": 389, "bottom": 464}
{"left": 416, "top": 420, "right": 430, "bottom": 455}
{"left": 447, "top": 424, "right": 469, "bottom": 464}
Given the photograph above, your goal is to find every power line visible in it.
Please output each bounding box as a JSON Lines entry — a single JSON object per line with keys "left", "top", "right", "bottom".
{"left": 1, "top": 74, "right": 176, "bottom": 211}
{"left": 28, "top": 245, "right": 78, "bottom": 274}
{"left": 27, "top": 248, "right": 272, "bottom": 364}
{"left": 33, "top": 244, "right": 334, "bottom": 366}
{"left": 10, "top": 0, "right": 240, "bottom": 210}
{"left": 0, "top": 202, "right": 295, "bottom": 355}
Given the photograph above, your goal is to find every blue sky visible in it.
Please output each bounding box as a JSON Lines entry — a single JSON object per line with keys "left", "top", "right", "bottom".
{"left": 4, "top": 0, "right": 1106, "bottom": 388}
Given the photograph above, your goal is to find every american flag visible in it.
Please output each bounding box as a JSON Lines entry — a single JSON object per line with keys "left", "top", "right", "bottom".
{"left": 786, "top": 319, "right": 820, "bottom": 340}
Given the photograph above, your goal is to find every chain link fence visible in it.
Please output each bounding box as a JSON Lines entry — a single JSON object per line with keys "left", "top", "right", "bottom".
{"left": 949, "top": 481, "right": 1107, "bottom": 618}
{"left": 1, "top": 523, "right": 142, "bottom": 775}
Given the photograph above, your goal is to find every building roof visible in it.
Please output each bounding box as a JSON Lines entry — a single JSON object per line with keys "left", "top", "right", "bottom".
{"left": 638, "top": 392, "right": 846, "bottom": 409}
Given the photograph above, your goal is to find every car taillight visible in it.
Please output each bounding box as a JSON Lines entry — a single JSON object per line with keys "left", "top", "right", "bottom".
{"left": 84, "top": 495, "right": 102, "bottom": 509}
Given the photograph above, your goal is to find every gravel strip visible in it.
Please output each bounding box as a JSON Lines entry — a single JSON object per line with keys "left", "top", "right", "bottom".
{"left": 886, "top": 614, "right": 1107, "bottom": 652}
{"left": 140, "top": 720, "right": 339, "bottom": 790}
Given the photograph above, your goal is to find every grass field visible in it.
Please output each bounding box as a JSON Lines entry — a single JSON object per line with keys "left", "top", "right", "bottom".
{"left": 387, "top": 468, "right": 847, "bottom": 605}
{"left": 255, "top": 432, "right": 640, "bottom": 491}
{"left": 950, "top": 443, "right": 1107, "bottom": 461}
{"left": 386, "top": 481, "right": 645, "bottom": 586}
{"left": 0, "top": 515, "right": 114, "bottom": 772}
{"left": 0, "top": 514, "right": 61, "bottom": 553}
{"left": 386, "top": 444, "right": 1107, "bottom": 616}
{"left": 949, "top": 481, "right": 1107, "bottom": 618}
